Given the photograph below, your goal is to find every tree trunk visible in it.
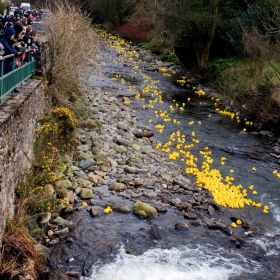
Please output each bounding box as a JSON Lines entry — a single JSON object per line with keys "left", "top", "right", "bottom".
{"left": 196, "top": 0, "right": 219, "bottom": 69}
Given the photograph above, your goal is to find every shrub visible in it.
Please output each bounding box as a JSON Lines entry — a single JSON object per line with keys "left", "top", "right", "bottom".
{"left": 44, "top": 0, "right": 100, "bottom": 109}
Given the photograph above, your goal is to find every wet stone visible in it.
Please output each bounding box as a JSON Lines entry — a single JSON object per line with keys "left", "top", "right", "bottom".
{"left": 90, "top": 206, "right": 103, "bottom": 217}
{"left": 184, "top": 212, "right": 198, "bottom": 220}
{"left": 189, "top": 219, "right": 202, "bottom": 226}
{"left": 175, "top": 222, "right": 189, "bottom": 231}
{"left": 114, "top": 205, "right": 131, "bottom": 213}
{"left": 208, "top": 205, "right": 215, "bottom": 216}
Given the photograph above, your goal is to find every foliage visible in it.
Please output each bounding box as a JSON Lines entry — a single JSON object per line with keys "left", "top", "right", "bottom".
{"left": 88, "top": 0, "right": 137, "bottom": 26}
{"left": 15, "top": 107, "right": 77, "bottom": 216}
{"left": 44, "top": 0, "right": 100, "bottom": 109}
{"left": 0, "top": 2, "right": 9, "bottom": 14}
{"left": 161, "top": 50, "right": 180, "bottom": 64}
{"left": 211, "top": 59, "right": 280, "bottom": 125}
{"left": 141, "top": 35, "right": 172, "bottom": 55}
{"left": 34, "top": 107, "right": 77, "bottom": 170}
{"left": 0, "top": 214, "right": 45, "bottom": 279}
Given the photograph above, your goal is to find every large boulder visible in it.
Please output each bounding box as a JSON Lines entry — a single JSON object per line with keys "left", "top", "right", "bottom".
{"left": 131, "top": 201, "right": 157, "bottom": 218}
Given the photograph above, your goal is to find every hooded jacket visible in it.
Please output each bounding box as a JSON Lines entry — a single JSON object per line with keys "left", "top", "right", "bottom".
{"left": 0, "top": 27, "right": 17, "bottom": 74}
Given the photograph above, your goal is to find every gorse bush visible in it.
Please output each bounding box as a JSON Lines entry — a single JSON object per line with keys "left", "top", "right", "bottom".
{"left": 35, "top": 107, "right": 77, "bottom": 170}
{"left": 16, "top": 107, "right": 77, "bottom": 215}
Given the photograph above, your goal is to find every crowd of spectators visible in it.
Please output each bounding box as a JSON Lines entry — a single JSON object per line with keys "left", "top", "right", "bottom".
{"left": 0, "top": 6, "right": 42, "bottom": 81}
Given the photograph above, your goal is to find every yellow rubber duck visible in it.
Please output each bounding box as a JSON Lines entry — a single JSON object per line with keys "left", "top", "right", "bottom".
{"left": 236, "top": 219, "right": 242, "bottom": 225}
{"left": 104, "top": 207, "right": 110, "bottom": 214}
{"left": 252, "top": 167, "right": 256, "bottom": 172}
{"left": 81, "top": 202, "right": 88, "bottom": 207}
{"left": 231, "top": 222, "right": 237, "bottom": 228}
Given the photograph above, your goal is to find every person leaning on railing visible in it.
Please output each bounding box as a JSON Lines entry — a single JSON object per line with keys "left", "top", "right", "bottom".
{"left": 12, "top": 23, "right": 27, "bottom": 68}
{"left": 0, "top": 27, "right": 18, "bottom": 75}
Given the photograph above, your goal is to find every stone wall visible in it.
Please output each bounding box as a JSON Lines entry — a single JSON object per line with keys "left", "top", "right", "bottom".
{"left": 0, "top": 79, "right": 45, "bottom": 247}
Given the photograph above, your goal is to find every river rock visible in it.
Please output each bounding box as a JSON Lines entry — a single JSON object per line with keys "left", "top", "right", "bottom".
{"left": 175, "top": 222, "right": 189, "bottom": 231}
{"left": 184, "top": 212, "right": 198, "bottom": 220}
{"left": 62, "top": 205, "right": 74, "bottom": 214}
{"left": 73, "top": 170, "right": 88, "bottom": 179}
{"left": 127, "top": 156, "right": 142, "bottom": 165}
{"left": 161, "top": 173, "right": 171, "bottom": 181}
{"left": 133, "top": 178, "right": 144, "bottom": 186}
{"left": 118, "top": 122, "right": 130, "bottom": 131}
{"left": 149, "top": 225, "right": 166, "bottom": 240}
{"left": 143, "top": 178, "right": 157, "bottom": 186}
{"left": 77, "top": 144, "right": 91, "bottom": 151}
{"left": 109, "top": 183, "right": 126, "bottom": 191}
{"left": 55, "top": 179, "right": 72, "bottom": 189}
{"left": 66, "top": 191, "right": 75, "bottom": 204}
{"left": 115, "top": 145, "right": 127, "bottom": 153}
{"left": 114, "top": 138, "right": 125, "bottom": 146}
{"left": 140, "top": 145, "right": 154, "bottom": 154}
{"left": 79, "top": 158, "right": 94, "bottom": 169}
{"left": 90, "top": 206, "right": 103, "bottom": 217}
{"left": 132, "top": 201, "right": 158, "bottom": 218}
{"left": 114, "top": 205, "right": 131, "bottom": 213}
{"left": 80, "top": 188, "right": 94, "bottom": 199}
{"left": 170, "top": 198, "right": 181, "bottom": 206}
{"left": 180, "top": 202, "right": 192, "bottom": 211}
{"left": 78, "top": 151, "right": 93, "bottom": 160}
{"left": 93, "top": 155, "right": 109, "bottom": 166}
{"left": 82, "top": 241, "right": 113, "bottom": 276}
{"left": 135, "top": 130, "right": 154, "bottom": 138}
{"left": 208, "top": 205, "right": 215, "bottom": 216}
{"left": 94, "top": 170, "right": 106, "bottom": 177}
{"left": 77, "top": 178, "right": 92, "bottom": 188}
{"left": 124, "top": 166, "right": 149, "bottom": 174}
{"left": 155, "top": 203, "right": 169, "bottom": 213}
{"left": 53, "top": 217, "right": 73, "bottom": 227}
{"left": 189, "top": 219, "right": 202, "bottom": 226}
{"left": 88, "top": 173, "right": 101, "bottom": 185}
{"left": 130, "top": 142, "right": 141, "bottom": 151}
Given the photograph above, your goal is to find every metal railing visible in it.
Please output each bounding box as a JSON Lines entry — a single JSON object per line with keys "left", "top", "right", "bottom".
{"left": 0, "top": 50, "right": 36, "bottom": 104}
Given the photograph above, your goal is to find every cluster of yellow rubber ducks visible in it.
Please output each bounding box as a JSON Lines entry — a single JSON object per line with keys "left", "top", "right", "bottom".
{"left": 231, "top": 219, "right": 242, "bottom": 228}
{"left": 104, "top": 206, "right": 113, "bottom": 214}
{"left": 273, "top": 170, "right": 280, "bottom": 179}
{"left": 194, "top": 89, "right": 206, "bottom": 96}
{"left": 123, "top": 99, "right": 131, "bottom": 105}
{"left": 100, "top": 30, "right": 275, "bottom": 216}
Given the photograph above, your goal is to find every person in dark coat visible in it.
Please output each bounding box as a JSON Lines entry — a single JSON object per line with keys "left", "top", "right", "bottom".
{"left": 0, "top": 27, "right": 17, "bottom": 74}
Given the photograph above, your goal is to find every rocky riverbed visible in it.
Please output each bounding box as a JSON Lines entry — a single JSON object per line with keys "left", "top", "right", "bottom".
{"left": 41, "top": 85, "right": 278, "bottom": 280}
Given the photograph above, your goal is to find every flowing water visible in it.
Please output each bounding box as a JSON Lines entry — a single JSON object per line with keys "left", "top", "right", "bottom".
{"left": 71, "top": 35, "right": 280, "bottom": 280}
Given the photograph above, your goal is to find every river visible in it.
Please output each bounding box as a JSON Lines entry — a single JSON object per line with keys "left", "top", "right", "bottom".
{"left": 53, "top": 32, "right": 280, "bottom": 280}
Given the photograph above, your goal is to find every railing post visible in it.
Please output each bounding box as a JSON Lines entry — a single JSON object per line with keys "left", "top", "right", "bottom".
{"left": 12, "top": 54, "right": 15, "bottom": 95}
